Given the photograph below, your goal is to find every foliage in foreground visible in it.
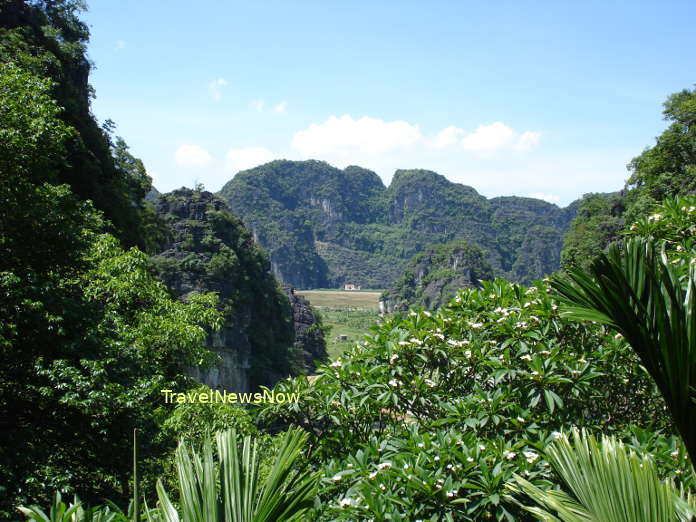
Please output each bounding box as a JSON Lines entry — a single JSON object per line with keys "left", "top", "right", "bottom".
{"left": 152, "top": 429, "right": 317, "bottom": 522}
{"left": 553, "top": 197, "right": 696, "bottom": 468}
{"left": 509, "top": 428, "right": 696, "bottom": 522}
{"left": 259, "top": 273, "right": 691, "bottom": 520}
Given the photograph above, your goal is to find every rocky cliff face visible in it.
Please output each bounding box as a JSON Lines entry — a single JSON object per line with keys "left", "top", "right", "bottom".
{"left": 151, "top": 189, "right": 299, "bottom": 392}
{"left": 284, "top": 287, "right": 328, "bottom": 372}
{"left": 219, "top": 161, "right": 578, "bottom": 289}
{"left": 380, "top": 240, "right": 495, "bottom": 312}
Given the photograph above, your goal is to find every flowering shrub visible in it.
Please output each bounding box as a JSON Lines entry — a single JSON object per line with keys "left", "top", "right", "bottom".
{"left": 258, "top": 276, "right": 689, "bottom": 520}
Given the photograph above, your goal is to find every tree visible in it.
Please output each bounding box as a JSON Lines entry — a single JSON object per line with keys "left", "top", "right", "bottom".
{"left": 0, "top": 60, "right": 222, "bottom": 515}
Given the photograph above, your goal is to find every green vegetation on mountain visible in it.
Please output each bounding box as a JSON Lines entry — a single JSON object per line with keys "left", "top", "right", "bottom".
{"left": 561, "top": 86, "right": 696, "bottom": 268}
{"left": 381, "top": 239, "right": 495, "bottom": 312}
{"left": 1, "top": 0, "right": 162, "bottom": 250}
{"left": 151, "top": 188, "right": 318, "bottom": 387}
{"left": 220, "top": 162, "right": 576, "bottom": 289}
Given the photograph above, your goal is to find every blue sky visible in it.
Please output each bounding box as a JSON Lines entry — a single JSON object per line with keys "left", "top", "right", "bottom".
{"left": 83, "top": 0, "right": 695, "bottom": 206}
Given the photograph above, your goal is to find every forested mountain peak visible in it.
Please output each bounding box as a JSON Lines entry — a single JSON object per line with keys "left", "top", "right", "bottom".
{"left": 218, "top": 160, "right": 577, "bottom": 288}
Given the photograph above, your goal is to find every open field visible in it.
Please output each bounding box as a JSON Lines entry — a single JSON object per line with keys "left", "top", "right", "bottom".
{"left": 296, "top": 290, "right": 382, "bottom": 310}
{"left": 297, "top": 290, "right": 384, "bottom": 359}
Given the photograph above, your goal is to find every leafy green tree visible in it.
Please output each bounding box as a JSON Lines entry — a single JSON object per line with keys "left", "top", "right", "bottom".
{"left": 0, "top": 58, "right": 222, "bottom": 515}
{"left": 560, "top": 86, "right": 696, "bottom": 265}
{"left": 1, "top": 0, "right": 162, "bottom": 249}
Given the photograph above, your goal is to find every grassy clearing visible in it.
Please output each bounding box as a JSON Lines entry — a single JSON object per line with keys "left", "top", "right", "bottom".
{"left": 296, "top": 290, "right": 382, "bottom": 310}
{"left": 297, "top": 290, "right": 383, "bottom": 359}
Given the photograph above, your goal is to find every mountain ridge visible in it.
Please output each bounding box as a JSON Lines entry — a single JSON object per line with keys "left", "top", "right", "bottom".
{"left": 217, "top": 160, "right": 578, "bottom": 288}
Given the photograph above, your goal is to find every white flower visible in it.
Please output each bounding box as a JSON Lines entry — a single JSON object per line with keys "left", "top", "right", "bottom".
{"left": 671, "top": 450, "right": 679, "bottom": 458}
{"left": 446, "top": 463, "right": 453, "bottom": 469}
{"left": 523, "top": 302, "right": 532, "bottom": 308}
{"left": 434, "top": 455, "right": 440, "bottom": 461}
{"left": 504, "top": 451, "right": 517, "bottom": 460}
{"left": 409, "top": 311, "right": 418, "bottom": 317}
{"left": 648, "top": 214, "right": 663, "bottom": 221}
{"left": 489, "top": 293, "right": 496, "bottom": 299}
{"left": 521, "top": 354, "right": 532, "bottom": 361}
{"left": 525, "top": 287, "right": 538, "bottom": 295}
{"left": 516, "top": 416, "right": 524, "bottom": 422}
{"left": 340, "top": 498, "right": 352, "bottom": 507}
{"left": 531, "top": 370, "right": 539, "bottom": 376}
{"left": 469, "top": 322, "right": 483, "bottom": 329}
{"left": 330, "top": 360, "right": 342, "bottom": 368}
{"left": 425, "top": 378, "right": 436, "bottom": 387}
{"left": 523, "top": 451, "right": 539, "bottom": 463}
{"left": 417, "top": 442, "right": 425, "bottom": 448}
{"left": 551, "top": 304, "right": 558, "bottom": 311}
{"left": 423, "top": 311, "right": 432, "bottom": 317}
{"left": 389, "top": 353, "right": 399, "bottom": 363}
{"left": 377, "top": 462, "right": 392, "bottom": 470}
{"left": 398, "top": 341, "right": 410, "bottom": 346}
{"left": 466, "top": 457, "right": 474, "bottom": 462}
{"left": 479, "top": 444, "right": 486, "bottom": 451}
{"left": 379, "top": 483, "right": 386, "bottom": 491}
{"left": 446, "top": 490, "right": 456, "bottom": 498}
{"left": 331, "top": 474, "right": 342, "bottom": 482}
{"left": 614, "top": 333, "right": 623, "bottom": 339}
{"left": 388, "top": 379, "right": 398, "bottom": 387}
{"left": 409, "top": 338, "right": 423, "bottom": 345}
{"left": 368, "top": 471, "right": 378, "bottom": 479}
{"left": 433, "top": 333, "right": 445, "bottom": 341}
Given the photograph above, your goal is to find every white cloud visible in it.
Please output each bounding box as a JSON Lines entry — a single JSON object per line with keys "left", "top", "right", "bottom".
{"left": 291, "top": 115, "right": 421, "bottom": 165}
{"left": 273, "top": 101, "right": 288, "bottom": 114}
{"left": 528, "top": 192, "right": 561, "bottom": 204}
{"left": 175, "top": 144, "right": 212, "bottom": 168}
{"left": 461, "top": 122, "right": 541, "bottom": 154}
{"left": 225, "top": 147, "right": 275, "bottom": 173}
{"left": 430, "top": 126, "right": 465, "bottom": 149}
{"left": 462, "top": 122, "right": 516, "bottom": 152}
{"left": 114, "top": 40, "right": 127, "bottom": 51}
{"left": 251, "top": 99, "right": 265, "bottom": 112}
{"left": 208, "top": 78, "right": 227, "bottom": 101}
{"left": 515, "top": 131, "right": 541, "bottom": 152}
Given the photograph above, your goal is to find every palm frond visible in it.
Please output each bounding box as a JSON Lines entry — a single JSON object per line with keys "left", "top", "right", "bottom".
{"left": 551, "top": 238, "right": 696, "bottom": 468}
{"left": 154, "top": 428, "right": 317, "bottom": 522}
{"left": 508, "top": 428, "right": 696, "bottom": 522}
